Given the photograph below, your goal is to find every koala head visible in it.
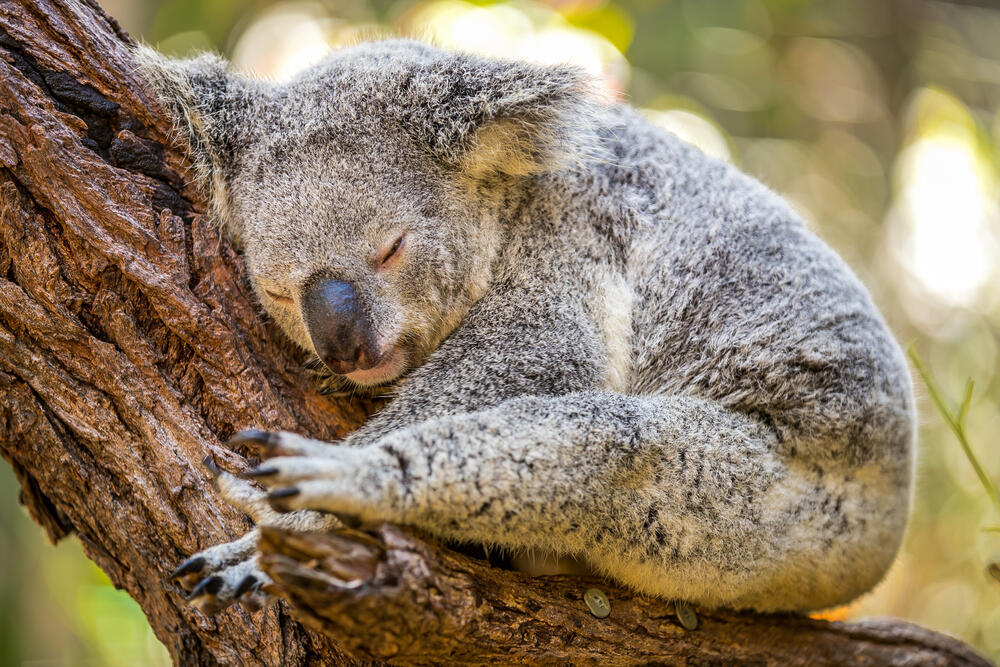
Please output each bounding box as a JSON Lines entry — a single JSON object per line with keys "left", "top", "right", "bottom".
{"left": 137, "top": 40, "right": 593, "bottom": 387}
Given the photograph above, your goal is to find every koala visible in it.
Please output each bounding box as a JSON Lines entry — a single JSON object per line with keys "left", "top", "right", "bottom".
{"left": 137, "top": 39, "right": 914, "bottom": 616}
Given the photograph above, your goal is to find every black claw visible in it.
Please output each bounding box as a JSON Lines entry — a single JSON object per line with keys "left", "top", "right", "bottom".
{"left": 267, "top": 487, "right": 300, "bottom": 512}
{"left": 241, "top": 593, "right": 264, "bottom": 613}
{"left": 244, "top": 466, "right": 278, "bottom": 479}
{"left": 197, "top": 592, "right": 239, "bottom": 615}
{"left": 228, "top": 429, "right": 277, "bottom": 450}
{"left": 234, "top": 575, "right": 258, "bottom": 598}
{"left": 333, "top": 512, "right": 362, "bottom": 529}
{"left": 188, "top": 575, "right": 224, "bottom": 600}
{"left": 170, "top": 556, "right": 206, "bottom": 581}
{"left": 201, "top": 600, "right": 227, "bottom": 615}
{"left": 202, "top": 454, "right": 222, "bottom": 477}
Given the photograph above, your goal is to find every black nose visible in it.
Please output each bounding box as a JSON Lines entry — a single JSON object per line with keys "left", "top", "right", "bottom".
{"left": 301, "top": 279, "right": 376, "bottom": 374}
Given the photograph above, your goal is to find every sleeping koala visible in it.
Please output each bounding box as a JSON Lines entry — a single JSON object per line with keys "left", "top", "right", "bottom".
{"left": 138, "top": 39, "right": 914, "bottom": 615}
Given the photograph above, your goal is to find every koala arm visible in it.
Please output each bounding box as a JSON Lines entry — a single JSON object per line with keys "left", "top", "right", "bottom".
{"left": 246, "top": 387, "right": 904, "bottom": 613}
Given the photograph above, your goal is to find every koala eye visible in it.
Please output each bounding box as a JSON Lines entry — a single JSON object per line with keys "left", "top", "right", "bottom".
{"left": 378, "top": 233, "right": 406, "bottom": 268}
{"left": 264, "top": 289, "right": 293, "bottom": 304}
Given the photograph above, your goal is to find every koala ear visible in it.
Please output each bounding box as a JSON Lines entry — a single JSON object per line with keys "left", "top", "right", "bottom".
{"left": 411, "top": 57, "right": 600, "bottom": 179}
{"left": 135, "top": 46, "right": 257, "bottom": 230}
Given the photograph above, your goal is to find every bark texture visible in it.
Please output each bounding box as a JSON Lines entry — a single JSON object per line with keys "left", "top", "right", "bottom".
{"left": 0, "top": 0, "right": 991, "bottom": 664}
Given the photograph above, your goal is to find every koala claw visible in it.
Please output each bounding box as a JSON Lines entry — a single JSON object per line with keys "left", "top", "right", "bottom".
{"left": 229, "top": 429, "right": 344, "bottom": 458}
{"left": 170, "top": 555, "right": 206, "bottom": 581}
{"left": 266, "top": 487, "right": 301, "bottom": 513}
{"left": 233, "top": 574, "right": 259, "bottom": 598}
{"left": 187, "top": 575, "right": 230, "bottom": 615}
{"left": 202, "top": 453, "right": 222, "bottom": 477}
{"left": 243, "top": 465, "right": 279, "bottom": 479}
{"left": 331, "top": 511, "right": 363, "bottom": 529}
{"left": 188, "top": 574, "right": 223, "bottom": 600}
{"left": 227, "top": 429, "right": 280, "bottom": 455}
{"left": 174, "top": 546, "right": 275, "bottom": 615}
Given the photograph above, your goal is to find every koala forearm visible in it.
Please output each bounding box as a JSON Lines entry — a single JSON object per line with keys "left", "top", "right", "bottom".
{"left": 372, "top": 391, "right": 777, "bottom": 532}
{"left": 342, "top": 390, "right": 907, "bottom": 612}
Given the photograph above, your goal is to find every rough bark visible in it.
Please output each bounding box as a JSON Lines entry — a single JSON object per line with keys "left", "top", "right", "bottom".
{"left": 0, "top": 0, "right": 991, "bottom": 665}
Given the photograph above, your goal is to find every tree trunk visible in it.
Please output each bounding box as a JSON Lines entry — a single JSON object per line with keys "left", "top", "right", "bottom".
{"left": 0, "top": 0, "right": 990, "bottom": 664}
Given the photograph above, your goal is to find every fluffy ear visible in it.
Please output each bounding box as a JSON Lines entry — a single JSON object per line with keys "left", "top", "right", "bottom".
{"left": 134, "top": 46, "right": 256, "bottom": 229}
{"left": 407, "top": 54, "right": 600, "bottom": 179}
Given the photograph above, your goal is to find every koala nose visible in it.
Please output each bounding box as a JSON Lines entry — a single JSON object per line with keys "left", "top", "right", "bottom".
{"left": 301, "top": 279, "right": 376, "bottom": 374}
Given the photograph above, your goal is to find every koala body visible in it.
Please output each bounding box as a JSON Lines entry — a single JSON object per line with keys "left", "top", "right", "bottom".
{"left": 142, "top": 40, "right": 914, "bottom": 614}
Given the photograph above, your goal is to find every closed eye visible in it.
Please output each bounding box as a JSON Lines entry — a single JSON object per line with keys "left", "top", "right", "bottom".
{"left": 264, "top": 289, "right": 293, "bottom": 304}
{"left": 378, "top": 233, "right": 406, "bottom": 268}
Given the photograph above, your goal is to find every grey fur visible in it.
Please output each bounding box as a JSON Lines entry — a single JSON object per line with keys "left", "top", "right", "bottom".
{"left": 138, "top": 39, "right": 914, "bottom": 614}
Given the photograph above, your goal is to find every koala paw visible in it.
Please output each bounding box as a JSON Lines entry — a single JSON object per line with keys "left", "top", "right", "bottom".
{"left": 170, "top": 531, "right": 272, "bottom": 614}
{"left": 233, "top": 429, "right": 402, "bottom": 526}
{"left": 169, "top": 453, "right": 341, "bottom": 614}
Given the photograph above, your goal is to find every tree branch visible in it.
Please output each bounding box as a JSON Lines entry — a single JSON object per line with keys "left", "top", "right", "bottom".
{"left": 259, "top": 525, "right": 990, "bottom": 665}
{"left": 0, "top": 0, "right": 989, "bottom": 664}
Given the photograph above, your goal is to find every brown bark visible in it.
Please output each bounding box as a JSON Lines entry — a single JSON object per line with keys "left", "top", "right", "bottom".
{"left": 0, "top": 0, "right": 991, "bottom": 665}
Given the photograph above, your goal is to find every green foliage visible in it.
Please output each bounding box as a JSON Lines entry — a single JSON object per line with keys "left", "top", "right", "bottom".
{"left": 909, "top": 346, "right": 1000, "bottom": 513}
{"left": 0, "top": 466, "right": 170, "bottom": 665}
{"left": 908, "top": 347, "right": 1000, "bottom": 596}
{"left": 564, "top": 3, "right": 634, "bottom": 53}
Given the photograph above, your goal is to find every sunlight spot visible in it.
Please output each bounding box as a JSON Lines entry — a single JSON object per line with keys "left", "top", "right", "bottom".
{"left": 231, "top": 4, "right": 332, "bottom": 80}
{"left": 643, "top": 109, "right": 731, "bottom": 162}
{"left": 407, "top": 0, "right": 627, "bottom": 97}
{"left": 889, "top": 89, "right": 998, "bottom": 307}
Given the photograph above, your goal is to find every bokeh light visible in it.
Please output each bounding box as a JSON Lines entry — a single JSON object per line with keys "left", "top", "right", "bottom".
{"left": 232, "top": 3, "right": 334, "bottom": 79}
{"left": 890, "top": 88, "right": 998, "bottom": 308}
{"left": 643, "top": 108, "right": 731, "bottom": 162}
{"left": 404, "top": 0, "right": 628, "bottom": 96}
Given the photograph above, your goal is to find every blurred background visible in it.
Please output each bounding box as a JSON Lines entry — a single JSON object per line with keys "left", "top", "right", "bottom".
{"left": 2, "top": 0, "right": 999, "bottom": 663}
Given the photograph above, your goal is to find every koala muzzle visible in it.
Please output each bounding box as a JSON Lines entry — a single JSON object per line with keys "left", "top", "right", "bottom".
{"left": 302, "top": 279, "right": 377, "bottom": 374}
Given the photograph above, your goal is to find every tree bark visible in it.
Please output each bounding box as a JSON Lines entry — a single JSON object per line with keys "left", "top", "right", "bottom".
{"left": 0, "top": 0, "right": 990, "bottom": 665}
